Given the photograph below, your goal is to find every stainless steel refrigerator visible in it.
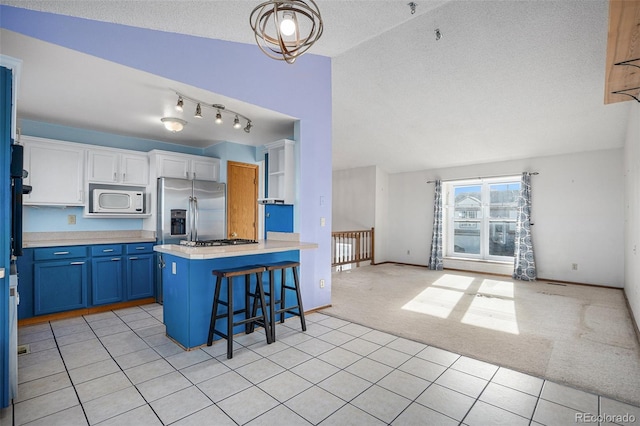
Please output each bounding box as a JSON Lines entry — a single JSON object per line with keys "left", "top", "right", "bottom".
{"left": 156, "top": 177, "right": 226, "bottom": 301}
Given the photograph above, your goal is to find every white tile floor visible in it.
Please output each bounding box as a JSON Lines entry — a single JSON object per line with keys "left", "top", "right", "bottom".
{"left": 2, "top": 304, "right": 639, "bottom": 425}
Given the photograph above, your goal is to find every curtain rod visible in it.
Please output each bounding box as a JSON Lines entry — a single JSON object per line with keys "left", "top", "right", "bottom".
{"left": 427, "top": 172, "right": 538, "bottom": 184}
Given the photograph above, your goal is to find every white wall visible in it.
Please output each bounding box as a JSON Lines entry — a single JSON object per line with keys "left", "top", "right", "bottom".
{"left": 332, "top": 166, "right": 376, "bottom": 231}
{"left": 386, "top": 148, "right": 625, "bottom": 287}
{"left": 332, "top": 165, "right": 390, "bottom": 264}
{"left": 374, "top": 167, "right": 390, "bottom": 263}
{"left": 624, "top": 102, "right": 640, "bottom": 328}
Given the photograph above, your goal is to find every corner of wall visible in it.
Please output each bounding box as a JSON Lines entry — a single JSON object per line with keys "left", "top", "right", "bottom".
{"left": 624, "top": 102, "right": 640, "bottom": 332}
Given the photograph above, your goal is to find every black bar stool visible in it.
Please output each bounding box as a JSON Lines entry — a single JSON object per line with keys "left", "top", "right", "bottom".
{"left": 259, "top": 261, "right": 306, "bottom": 342}
{"left": 207, "top": 265, "right": 272, "bottom": 359}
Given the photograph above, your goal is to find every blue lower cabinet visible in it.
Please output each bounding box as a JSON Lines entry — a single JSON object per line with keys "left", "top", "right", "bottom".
{"left": 34, "top": 258, "right": 88, "bottom": 315}
{"left": 126, "top": 254, "right": 155, "bottom": 299}
{"left": 91, "top": 256, "right": 123, "bottom": 305}
{"left": 91, "top": 244, "right": 124, "bottom": 305}
{"left": 18, "top": 242, "right": 156, "bottom": 320}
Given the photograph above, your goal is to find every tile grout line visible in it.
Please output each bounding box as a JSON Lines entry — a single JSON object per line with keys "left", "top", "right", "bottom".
{"left": 13, "top": 308, "right": 639, "bottom": 425}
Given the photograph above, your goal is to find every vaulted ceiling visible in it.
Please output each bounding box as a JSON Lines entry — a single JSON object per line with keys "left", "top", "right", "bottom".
{"left": 0, "top": 0, "right": 633, "bottom": 173}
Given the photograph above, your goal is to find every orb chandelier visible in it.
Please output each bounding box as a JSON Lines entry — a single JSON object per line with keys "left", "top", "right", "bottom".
{"left": 250, "top": 0, "right": 323, "bottom": 64}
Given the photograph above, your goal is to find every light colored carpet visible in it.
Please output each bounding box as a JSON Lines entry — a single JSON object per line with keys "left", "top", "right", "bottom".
{"left": 322, "top": 263, "right": 640, "bottom": 406}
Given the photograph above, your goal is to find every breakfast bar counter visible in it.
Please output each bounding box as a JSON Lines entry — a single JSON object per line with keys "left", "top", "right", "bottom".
{"left": 154, "top": 235, "right": 317, "bottom": 349}
{"left": 153, "top": 238, "right": 318, "bottom": 260}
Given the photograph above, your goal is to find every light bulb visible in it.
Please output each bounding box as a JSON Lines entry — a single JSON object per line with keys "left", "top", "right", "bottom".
{"left": 176, "top": 96, "right": 183, "bottom": 112}
{"left": 280, "top": 11, "right": 296, "bottom": 36}
{"left": 215, "top": 110, "right": 223, "bottom": 124}
{"left": 233, "top": 115, "right": 241, "bottom": 129}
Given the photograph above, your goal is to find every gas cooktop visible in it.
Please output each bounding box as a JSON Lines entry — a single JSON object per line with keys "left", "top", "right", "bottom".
{"left": 179, "top": 238, "right": 259, "bottom": 247}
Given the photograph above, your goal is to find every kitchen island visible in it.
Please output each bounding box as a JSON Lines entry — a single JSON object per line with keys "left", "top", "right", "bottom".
{"left": 154, "top": 235, "right": 317, "bottom": 349}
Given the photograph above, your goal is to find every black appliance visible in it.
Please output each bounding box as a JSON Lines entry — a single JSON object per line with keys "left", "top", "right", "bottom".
{"left": 10, "top": 144, "right": 32, "bottom": 257}
{"left": 179, "top": 239, "right": 259, "bottom": 247}
{"left": 170, "top": 209, "right": 187, "bottom": 236}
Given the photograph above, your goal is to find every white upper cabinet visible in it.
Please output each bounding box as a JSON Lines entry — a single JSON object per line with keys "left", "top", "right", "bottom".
{"left": 149, "top": 150, "right": 220, "bottom": 181}
{"left": 87, "top": 148, "right": 149, "bottom": 185}
{"left": 21, "top": 136, "right": 85, "bottom": 206}
{"left": 264, "top": 139, "right": 295, "bottom": 204}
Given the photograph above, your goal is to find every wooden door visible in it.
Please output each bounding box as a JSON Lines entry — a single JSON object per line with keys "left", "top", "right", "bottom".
{"left": 227, "top": 161, "right": 258, "bottom": 240}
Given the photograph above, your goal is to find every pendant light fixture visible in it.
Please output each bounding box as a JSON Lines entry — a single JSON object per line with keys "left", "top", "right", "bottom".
{"left": 250, "top": 0, "right": 323, "bottom": 64}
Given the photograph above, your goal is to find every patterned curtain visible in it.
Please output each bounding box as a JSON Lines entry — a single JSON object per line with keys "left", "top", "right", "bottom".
{"left": 513, "top": 172, "right": 536, "bottom": 280}
{"left": 429, "top": 180, "right": 443, "bottom": 270}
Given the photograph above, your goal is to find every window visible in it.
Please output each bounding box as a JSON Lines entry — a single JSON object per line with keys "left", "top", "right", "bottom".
{"left": 446, "top": 178, "right": 520, "bottom": 261}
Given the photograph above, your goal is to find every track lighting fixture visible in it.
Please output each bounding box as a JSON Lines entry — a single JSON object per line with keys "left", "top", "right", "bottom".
{"left": 250, "top": 0, "right": 324, "bottom": 64}
{"left": 165, "top": 92, "right": 253, "bottom": 134}
{"left": 161, "top": 117, "right": 187, "bottom": 132}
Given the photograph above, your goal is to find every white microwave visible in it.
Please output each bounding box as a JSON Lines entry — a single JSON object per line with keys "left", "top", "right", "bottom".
{"left": 92, "top": 189, "right": 145, "bottom": 214}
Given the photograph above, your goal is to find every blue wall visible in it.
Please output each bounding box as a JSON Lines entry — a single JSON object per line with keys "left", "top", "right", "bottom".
{"left": 0, "top": 6, "right": 333, "bottom": 311}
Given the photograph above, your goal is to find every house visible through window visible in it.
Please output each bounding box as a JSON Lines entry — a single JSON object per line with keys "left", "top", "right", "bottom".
{"left": 445, "top": 177, "right": 520, "bottom": 261}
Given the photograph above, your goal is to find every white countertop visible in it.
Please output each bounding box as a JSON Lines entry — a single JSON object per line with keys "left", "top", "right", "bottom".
{"left": 153, "top": 239, "right": 318, "bottom": 260}
{"left": 23, "top": 231, "right": 156, "bottom": 248}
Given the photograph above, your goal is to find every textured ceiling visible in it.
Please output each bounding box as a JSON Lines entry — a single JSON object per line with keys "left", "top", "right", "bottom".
{"left": 332, "top": 0, "right": 631, "bottom": 172}
{"left": 0, "top": 0, "right": 632, "bottom": 173}
{"left": 0, "top": 0, "right": 450, "bottom": 57}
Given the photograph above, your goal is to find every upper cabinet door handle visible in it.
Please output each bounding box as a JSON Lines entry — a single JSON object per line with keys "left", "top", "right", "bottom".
{"left": 53, "top": 251, "right": 70, "bottom": 255}
{"left": 102, "top": 249, "right": 114, "bottom": 253}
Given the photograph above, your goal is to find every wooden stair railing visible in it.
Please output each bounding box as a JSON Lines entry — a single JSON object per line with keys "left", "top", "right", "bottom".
{"left": 331, "top": 228, "right": 374, "bottom": 267}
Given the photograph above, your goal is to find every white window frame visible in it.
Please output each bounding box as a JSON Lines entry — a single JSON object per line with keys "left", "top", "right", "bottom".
{"left": 444, "top": 176, "right": 520, "bottom": 262}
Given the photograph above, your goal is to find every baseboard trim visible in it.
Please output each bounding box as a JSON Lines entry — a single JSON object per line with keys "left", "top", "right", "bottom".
{"left": 306, "top": 304, "right": 332, "bottom": 314}
{"left": 368, "top": 262, "right": 625, "bottom": 289}
{"left": 623, "top": 290, "right": 640, "bottom": 344}
{"left": 18, "top": 298, "right": 157, "bottom": 327}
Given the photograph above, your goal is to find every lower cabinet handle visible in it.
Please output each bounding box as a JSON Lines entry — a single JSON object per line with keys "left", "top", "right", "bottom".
{"left": 103, "top": 249, "right": 114, "bottom": 253}
{"left": 129, "top": 257, "right": 138, "bottom": 260}
{"left": 54, "top": 251, "right": 70, "bottom": 255}
{"left": 111, "top": 258, "right": 121, "bottom": 261}
{"left": 136, "top": 247, "right": 146, "bottom": 250}
{"left": 70, "top": 261, "right": 85, "bottom": 265}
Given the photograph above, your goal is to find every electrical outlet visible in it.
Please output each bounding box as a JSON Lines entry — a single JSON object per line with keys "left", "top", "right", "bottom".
{"left": 67, "top": 214, "right": 76, "bottom": 225}
{"left": 572, "top": 263, "right": 578, "bottom": 271}
{"left": 172, "top": 262, "right": 177, "bottom": 275}
{"left": 319, "top": 279, "right": 325, "bottom": 288}
{"left": 320, "top": 217, "right": 326, "bottom": 227}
